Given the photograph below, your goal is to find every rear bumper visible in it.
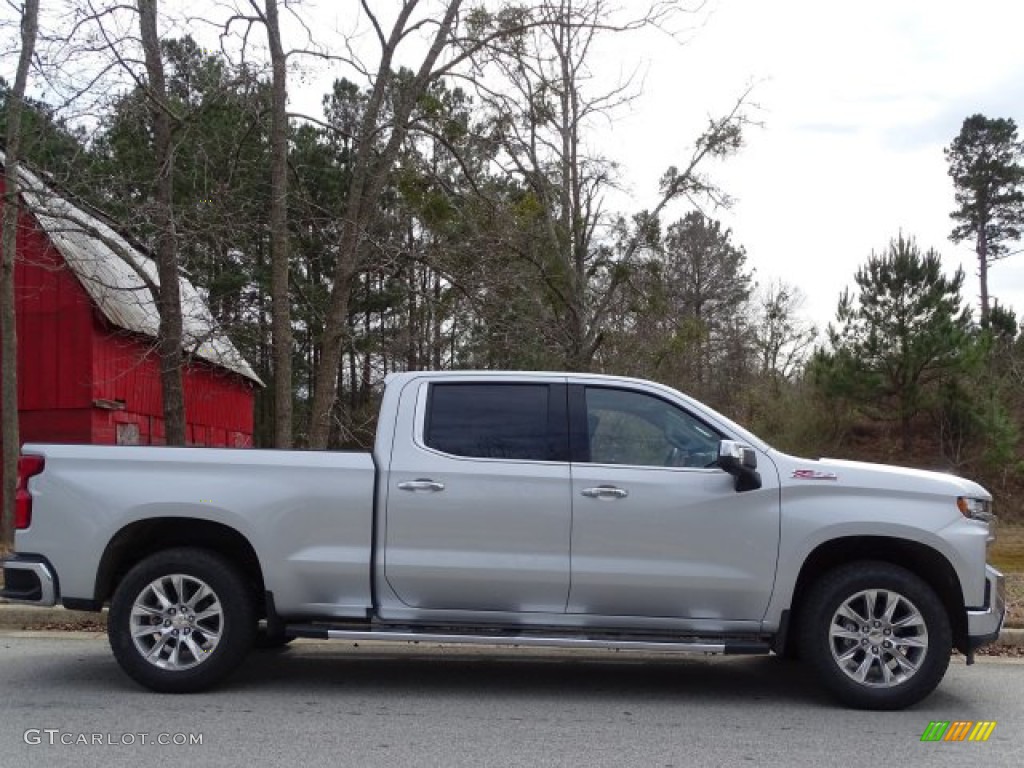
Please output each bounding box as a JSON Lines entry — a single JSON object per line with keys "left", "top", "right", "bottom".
{"left": 966, "top": 565, "right": 1005, "bottom": 649}
{"left": 0, "top": 556, "right": 57, "bottom": 607}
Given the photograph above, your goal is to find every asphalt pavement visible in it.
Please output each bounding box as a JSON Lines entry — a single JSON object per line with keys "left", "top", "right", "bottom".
{"left": 1, "top": 632, "right": 1022, "bottom": 768}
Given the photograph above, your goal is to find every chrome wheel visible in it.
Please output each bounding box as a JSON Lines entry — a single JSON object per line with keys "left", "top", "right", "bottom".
{"left": 130, "top": 573, "right": 223, "bottom": 671}
{"left": 828, "top": 588, "right": 928, "bottom": 688}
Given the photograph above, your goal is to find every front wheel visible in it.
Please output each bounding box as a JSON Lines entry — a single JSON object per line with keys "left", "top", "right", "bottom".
{"left": 799, "top": 562, "right": 951, "bottom": 710}
{"left": 108, "top": 548, "right": 256, "bottom": 692}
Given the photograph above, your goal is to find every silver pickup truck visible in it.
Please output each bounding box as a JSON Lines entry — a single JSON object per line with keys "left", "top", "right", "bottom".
{"left": 1, "top": 371, "right": 1005, "bottom": 709}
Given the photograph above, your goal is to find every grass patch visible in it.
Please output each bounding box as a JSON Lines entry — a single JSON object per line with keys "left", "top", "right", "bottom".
{"left": 991, "top": 524, "right": 1024, "bottom": 628}
{"left": 1006, "top": 573, "right": 1024, "bottom": 629}
{"left": 991, "top": 524, "right": 1024, "bottom": 572}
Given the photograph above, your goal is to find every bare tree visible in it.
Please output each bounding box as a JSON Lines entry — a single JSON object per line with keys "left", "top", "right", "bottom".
{"left": 137, "top": 0, "right": 186, "bottom": 444}
{"left": 744, "top": 279, "right": 818, "bottom": 433}
{"left": 249, "top": 0, "right": 294, "bottom": 448}
{"left": 16, "top": 0, "right": 197, "bottom": 445}
{"left": 466, "top": 0, "right": 752, "bottom": 370}
{"left": 754, "top": 279, "right": 816, "bottom": 385}
{"left": 297, "top": 1, "right": 743, "bottom": 445}
{"left": 216, "top": 0, "right": 372, "bottom": 448}
{"left": 306, "top": 1, "right": 467, "bottom": 448}
{"left": 1, "top": 0, "right": 40, "bottom": 549}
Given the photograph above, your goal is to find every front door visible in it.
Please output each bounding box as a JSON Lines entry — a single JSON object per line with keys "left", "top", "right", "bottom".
{"left": 567, "top": 384, "right": 781, "bottom": 622}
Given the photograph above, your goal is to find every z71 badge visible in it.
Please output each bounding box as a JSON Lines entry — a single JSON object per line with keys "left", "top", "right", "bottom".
{"left": 792, "top": 469, "right": 839, "bottom": 481}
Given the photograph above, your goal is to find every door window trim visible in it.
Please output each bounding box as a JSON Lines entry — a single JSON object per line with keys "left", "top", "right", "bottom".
{"left": 568, "top": 383, "right": 724, "bottom": 470}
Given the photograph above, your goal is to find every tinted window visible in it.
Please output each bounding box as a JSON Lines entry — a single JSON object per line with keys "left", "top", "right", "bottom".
{"left": 585, "top": 387, "right": 721, "bottom": 468}
{"left": 425, "top": 384, "right": 556, "bottom": 461}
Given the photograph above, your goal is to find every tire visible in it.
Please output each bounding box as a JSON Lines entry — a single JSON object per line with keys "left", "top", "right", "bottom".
{"left": 108, "top": 548, "right": 256, "bottom": 693}
{"left": 799, "top": 561, "right": 951, "bottom": 710}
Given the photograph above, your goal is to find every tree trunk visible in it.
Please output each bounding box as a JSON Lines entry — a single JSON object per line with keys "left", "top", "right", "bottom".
{"left": 432, "top": 271, "right": 443, "bottom": 369}
{"left": 1, "top": 0, "right": 39, "bottom": 549}
{"left": 977, "top": 222, "right": 990, "bottom": 325}
{"left": 138, "top": 0, "right": 186, "bottom": 446}
{"left": 900, "top": 411, "right": 913, "bottom": 453}
{"left": 264, "top": 0, "right": 293, "bottom": 448}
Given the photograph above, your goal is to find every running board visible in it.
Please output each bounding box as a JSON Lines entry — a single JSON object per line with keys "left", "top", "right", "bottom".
{"left": 285, "top": 625, "right": 770, "bottom": 656}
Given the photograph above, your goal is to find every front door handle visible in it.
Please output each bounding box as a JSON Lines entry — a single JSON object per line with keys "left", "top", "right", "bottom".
{"left": 581, "top": 486, "right": 629, "bottom": 499}
{"left": 397, "top": 479, "right": 445, "bottom": 492}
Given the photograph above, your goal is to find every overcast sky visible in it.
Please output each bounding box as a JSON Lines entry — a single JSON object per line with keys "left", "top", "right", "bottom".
{"left": 596, "top": 0, "right": 1024, "bottom": 331}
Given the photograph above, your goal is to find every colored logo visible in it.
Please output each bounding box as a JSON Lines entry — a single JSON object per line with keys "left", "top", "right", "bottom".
{"left": 791, "top": 469, "right": 839, "bottom": 481}
{"left": 920, "top": 721, "right": 996, "bottom": 742}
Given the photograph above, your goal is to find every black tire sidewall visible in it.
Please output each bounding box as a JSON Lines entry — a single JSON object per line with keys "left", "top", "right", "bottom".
{"left": 800, "top": 562, "right": 952, "bottom": 710}
{"left": 108, "top": 548, "right": 256, "bottom": 693}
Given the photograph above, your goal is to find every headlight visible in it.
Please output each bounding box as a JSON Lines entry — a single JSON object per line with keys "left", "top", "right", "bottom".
{"left": 957, "top": 496, "right": 994, "bottom": 523}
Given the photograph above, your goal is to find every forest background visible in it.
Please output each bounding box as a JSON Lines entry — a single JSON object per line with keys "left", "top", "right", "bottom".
{"left": 1, "top": 1, "right": 1022, "bottom": 554}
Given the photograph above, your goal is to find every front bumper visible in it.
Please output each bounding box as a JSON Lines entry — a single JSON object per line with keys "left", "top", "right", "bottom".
{"left": 966, "top": 565, "right": 1005, "bottom": 648}
{"left": 0, "top": 556, "right": 57, "bottom": 606}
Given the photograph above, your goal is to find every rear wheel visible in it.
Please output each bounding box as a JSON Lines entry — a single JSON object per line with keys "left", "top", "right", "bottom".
{"left": 108, "top": 548, "right": 255, "bottom": 692}
{"left": 800, "top": 562, "right": 951, "bottom": 710}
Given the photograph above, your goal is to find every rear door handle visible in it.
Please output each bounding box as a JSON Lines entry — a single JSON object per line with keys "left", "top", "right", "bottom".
{"left": 581, "top": 486, "right": 628, "bottom": 499}
{"left": 397, "top": 479, "right": 445, "bottom": 493}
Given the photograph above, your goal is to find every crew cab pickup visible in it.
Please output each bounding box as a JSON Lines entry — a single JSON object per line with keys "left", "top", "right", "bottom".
{"left": 1, "top": 371, "right": 1005, "bottom": 709}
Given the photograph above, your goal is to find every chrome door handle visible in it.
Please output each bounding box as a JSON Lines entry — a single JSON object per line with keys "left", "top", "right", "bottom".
{"left": 397, "top": 479, "right": 445, "bottom": 492}
{"left": 581, "top": 486, "right": 628, "bottom": 499}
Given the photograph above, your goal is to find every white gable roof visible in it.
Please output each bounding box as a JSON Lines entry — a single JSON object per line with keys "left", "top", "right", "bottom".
{"left": 3, "top": 152, "right": 263, "bottom": 386}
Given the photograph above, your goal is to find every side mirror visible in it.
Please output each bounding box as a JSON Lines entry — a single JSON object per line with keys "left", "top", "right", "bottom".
{"left": 716, "top": 440, "right": 762, "bottom": 492}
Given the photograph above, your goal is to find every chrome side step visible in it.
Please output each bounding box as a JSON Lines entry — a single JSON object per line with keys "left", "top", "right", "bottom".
{"left": 285, "top": 625, "right": 770, "bottom": 656}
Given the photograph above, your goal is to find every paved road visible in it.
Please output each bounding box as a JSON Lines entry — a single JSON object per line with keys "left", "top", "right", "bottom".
{"left": 1, "top": 632, "right": 1021, "bottom": 768}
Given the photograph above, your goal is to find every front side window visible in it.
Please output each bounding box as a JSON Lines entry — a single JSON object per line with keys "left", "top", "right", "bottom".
{"left": 425, "top": 383, "right": 556, "bottom": 461}
{"left": 585, "top": 387, "right": 721, "bottom": 468}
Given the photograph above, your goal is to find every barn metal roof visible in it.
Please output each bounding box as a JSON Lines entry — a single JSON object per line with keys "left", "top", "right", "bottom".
{"left": 3, "top": 153, "right": 263, "bottom": 386}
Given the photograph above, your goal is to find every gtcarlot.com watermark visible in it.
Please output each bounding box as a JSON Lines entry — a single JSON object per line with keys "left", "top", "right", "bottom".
{"left": 24, "top": 729, "right": 202, "bottom": 747}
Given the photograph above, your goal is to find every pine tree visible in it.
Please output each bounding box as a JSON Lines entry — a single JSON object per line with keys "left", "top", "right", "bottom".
{"left": 819, "top": 235, "right": 972, "bottom": 451}
{"left": 946, "top": 114, "right": 1024, "bottom": 324}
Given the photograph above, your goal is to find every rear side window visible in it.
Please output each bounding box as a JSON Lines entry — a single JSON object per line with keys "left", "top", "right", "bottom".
{"left": 425, "top": 383, "right": 557, "bottom": 461}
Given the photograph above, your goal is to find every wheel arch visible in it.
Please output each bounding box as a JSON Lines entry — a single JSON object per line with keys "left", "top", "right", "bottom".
{"left": 782, "top": 536, "right": 967, "bottom": 656}
{"left": 95, "top": 518, "right": 268, "bottom": 618}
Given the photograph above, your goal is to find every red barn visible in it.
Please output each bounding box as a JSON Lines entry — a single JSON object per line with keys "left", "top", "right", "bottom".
{"left": 1, "top": 154, "right": 263, "bottom": 448}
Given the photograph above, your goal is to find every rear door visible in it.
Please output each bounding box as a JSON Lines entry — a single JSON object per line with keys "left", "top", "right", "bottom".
{"left": 382, "top": 378, "right": 572, "bottom": 613}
